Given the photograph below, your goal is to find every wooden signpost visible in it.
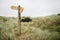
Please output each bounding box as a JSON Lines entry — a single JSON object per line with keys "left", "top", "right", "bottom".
{"left": 10, "top": 5, "right": 24, "bottom": 36}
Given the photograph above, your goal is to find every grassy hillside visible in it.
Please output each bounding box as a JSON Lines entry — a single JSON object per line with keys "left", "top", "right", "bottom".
{"left": 0, "top": 15, "right": 60, "bottom": 40}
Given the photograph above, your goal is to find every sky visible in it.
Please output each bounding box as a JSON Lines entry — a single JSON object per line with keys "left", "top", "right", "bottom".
{"left": 0, "top": 0, "right": 60, "bottom": 17}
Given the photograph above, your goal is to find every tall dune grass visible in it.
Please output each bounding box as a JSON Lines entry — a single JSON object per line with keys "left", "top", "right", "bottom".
{"left": 0, "top": 15, "right": 60, "bottom": 40}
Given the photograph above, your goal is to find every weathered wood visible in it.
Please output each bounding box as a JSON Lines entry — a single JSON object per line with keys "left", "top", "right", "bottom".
{"left": 10, "top": 5, "right": 24, "bottom": 36}
{"left": 18, "top": 5, "right": 21, "bottom": 36}
{"left": 11, "top": 6, "right": 24, "bottom": 13}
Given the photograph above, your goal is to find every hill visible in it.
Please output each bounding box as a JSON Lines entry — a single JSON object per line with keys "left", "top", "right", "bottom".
{"left": 0, "top": 15, "right": 60, "bottom": 40}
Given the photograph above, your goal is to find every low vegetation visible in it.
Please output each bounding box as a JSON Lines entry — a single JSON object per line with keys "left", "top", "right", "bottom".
{"left": 0, "top": 15, "right": 60, "bottom": 40}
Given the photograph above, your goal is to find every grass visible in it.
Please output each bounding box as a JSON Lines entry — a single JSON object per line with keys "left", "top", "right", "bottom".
{"left": 0, "top": 15, "right": 60, "bottom": 40}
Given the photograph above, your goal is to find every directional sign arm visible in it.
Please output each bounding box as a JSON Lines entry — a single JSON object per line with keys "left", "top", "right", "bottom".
{"left": 10, "top": 6, "right": 18, "bottom": 10}
{"left": 20, "top": 7, "right": 24, "bottom": 13}
{"left": 10, "top": 6, "right": 24, "bottom": 13}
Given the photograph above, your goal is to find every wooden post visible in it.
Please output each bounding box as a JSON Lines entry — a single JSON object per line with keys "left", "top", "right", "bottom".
{"left": 10, "top": 5, "right": 24, "bottom": 36}
{"left": 18, "top": 5, "right": 21, "bottom": 36}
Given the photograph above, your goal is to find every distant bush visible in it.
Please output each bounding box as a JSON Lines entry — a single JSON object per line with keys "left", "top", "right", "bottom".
{"left": 57, "top": 14, "right": 60, "bottom": 15}
{"left": 21, "top": 17, "right": 32, "bottom": 22}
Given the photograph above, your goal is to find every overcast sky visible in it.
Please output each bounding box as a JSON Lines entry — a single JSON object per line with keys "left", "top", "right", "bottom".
{"left": 0, "top": 0, "right": 60, "bottom": 17}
